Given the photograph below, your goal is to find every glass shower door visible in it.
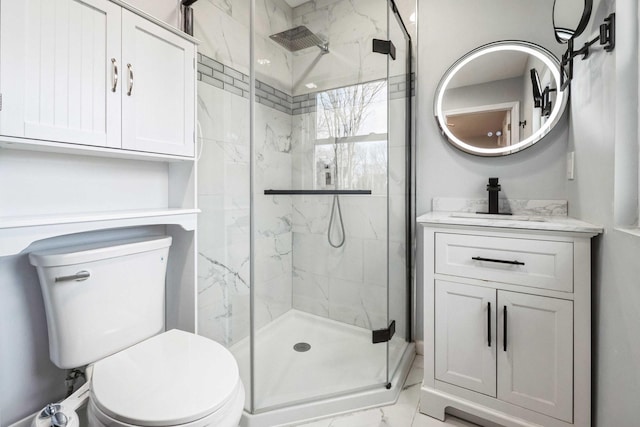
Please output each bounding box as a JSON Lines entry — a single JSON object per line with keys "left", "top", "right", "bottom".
{"left": 387, "top": 0, "right": 413, "bottom": 382}
{"left": 251, "top": 0, "right": 393, "bottom": 412}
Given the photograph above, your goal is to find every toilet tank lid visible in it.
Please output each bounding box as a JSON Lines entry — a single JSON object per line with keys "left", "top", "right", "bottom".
{"left": 29, "top": 236, "right": 172, "bottom": 267}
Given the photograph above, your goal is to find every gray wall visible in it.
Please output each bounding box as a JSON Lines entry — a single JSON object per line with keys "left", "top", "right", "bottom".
{"left": 417, "top": 0, "right": 640, "bottom": 425}
{"left": 416, "top": 0, "right": 569, "bottom": 339}
{"left": 567, "top": 0, "right": 640, "bottom": 425}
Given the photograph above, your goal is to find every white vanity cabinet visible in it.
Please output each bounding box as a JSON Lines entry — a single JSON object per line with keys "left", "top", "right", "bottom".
{"left": 0, "top": 0, "right": 196, "bottom": 157}
{"left": 419, "top": 213, "right": 601, "bottom": 427}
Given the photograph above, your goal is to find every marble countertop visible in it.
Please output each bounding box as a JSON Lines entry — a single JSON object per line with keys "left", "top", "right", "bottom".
{"left": 417, "top": 211, "right": 603, "bottom": 235}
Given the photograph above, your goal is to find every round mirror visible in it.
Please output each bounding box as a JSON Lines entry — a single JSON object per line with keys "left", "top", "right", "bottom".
{"left": 553, "top": 0, "right": 592, "bottom": 43}
{"left": 434, "top": 41, "right": 568, "bottom": 157}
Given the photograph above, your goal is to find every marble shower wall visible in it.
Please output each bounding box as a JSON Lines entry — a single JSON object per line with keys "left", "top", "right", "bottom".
{"left": 289, "top": 95, "right": 409, "bottom": 336}
{"left": 291, "top": 0, "right": 388, "bottom": 96}
{"left": 195, "top": 0, "right": 295, "bottom": 346}
{"left": 197, "top": 78, "right": 251, "bottom": 347}
{"left": 195, "top": 0, "right": 409, "bottom": 345}
{"left": 253, "top": 103, "right": 294, "bottom": 330}
{"left": 194, "top": 0, "right": 293, "bottom": 93}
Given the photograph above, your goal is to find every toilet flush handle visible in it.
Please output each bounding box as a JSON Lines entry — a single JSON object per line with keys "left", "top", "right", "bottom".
{"left": 54, "top": 271, "right": 91, "bottom": 283}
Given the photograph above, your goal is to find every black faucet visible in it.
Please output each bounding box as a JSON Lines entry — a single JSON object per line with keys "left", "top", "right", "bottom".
{"left": 478, "top": 177, "right": 511, "bottom": 215}
{"left": 487, "top": 177, "right": 500, "bottom": 214}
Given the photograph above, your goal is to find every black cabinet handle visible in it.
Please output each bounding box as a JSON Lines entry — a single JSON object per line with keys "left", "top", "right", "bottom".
{"left": 472, "top": 256, "right": 525, "bottom": 266}
{"left": 503, "top": 305, "right": 508, "bottom": 352}
{"left": 487, "top": 302, "right": 492, "bottom": 347}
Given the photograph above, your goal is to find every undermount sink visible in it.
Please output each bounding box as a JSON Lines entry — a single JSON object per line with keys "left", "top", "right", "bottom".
{"left": 449, "top": 212, "right": 548, "bottom": 222}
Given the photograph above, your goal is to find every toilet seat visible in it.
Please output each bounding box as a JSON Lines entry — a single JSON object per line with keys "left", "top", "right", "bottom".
{"left": 90, "top": 329, "right": 242, "bottom": 426}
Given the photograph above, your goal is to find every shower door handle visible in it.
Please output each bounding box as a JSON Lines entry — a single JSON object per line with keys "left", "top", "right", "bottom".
{"left": 127, "top": 63, "right": 134, "bottom": 96}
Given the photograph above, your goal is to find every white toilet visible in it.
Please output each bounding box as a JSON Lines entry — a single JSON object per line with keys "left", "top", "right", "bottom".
{"left": 29, "top": 236, "right": 244, "bottom": 427}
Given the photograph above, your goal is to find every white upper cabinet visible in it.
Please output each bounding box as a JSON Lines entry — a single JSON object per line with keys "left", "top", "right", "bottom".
{"left": 1, "top": 0, "right": 122, "bottom": 148}
{"left": 121, "top": 10, "right": 195, "bottom": 157}
{"left": 0, "top": 0, "right": 196, "bottom": 157}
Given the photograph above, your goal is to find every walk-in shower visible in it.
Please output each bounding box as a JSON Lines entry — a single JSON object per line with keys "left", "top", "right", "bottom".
{"left": 193, "top": 0, "right": 414, "bottom": 425}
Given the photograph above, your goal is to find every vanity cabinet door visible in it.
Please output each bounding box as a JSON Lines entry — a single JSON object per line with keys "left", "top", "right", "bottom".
{"left": 497, "top": 291, "right": 573, "bottom": 422}
{"left": 121, "top": 10, "right": 195, "bottom": 156}
{"left": 435, "top": 280, "right": 497, "bottom": 397}
{"left": 0, "top": 0, "right": 122, "bottom": 147}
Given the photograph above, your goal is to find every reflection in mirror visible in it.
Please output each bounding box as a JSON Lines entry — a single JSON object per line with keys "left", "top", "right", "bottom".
{"left": 553, "top": 0, "right": 592, "bottom": 43}
{"left": 434, "top": 41, "right": 567, "bottom": 156}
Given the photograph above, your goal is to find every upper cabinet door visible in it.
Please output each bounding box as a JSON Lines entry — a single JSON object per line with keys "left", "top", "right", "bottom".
{"left": 497, "top": 291, "right": 573, "bottom": 422}
{"left": 435, "top": 280, "right": 497, "bottom": 397}
{"left": 0, "top": 0, "right": 122, "bottom": 147}
{"left": 121, "top": 10, "right": 195, "bottom": 157}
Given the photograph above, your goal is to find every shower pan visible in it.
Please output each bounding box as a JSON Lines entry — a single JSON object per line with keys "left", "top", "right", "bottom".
{"left": 194, "top": 1, "right": 414, "bottom": 426}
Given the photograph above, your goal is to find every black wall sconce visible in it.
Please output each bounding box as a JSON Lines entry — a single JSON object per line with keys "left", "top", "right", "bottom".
{"left": 560, "top": 13, "right": 615, "bottom": 90}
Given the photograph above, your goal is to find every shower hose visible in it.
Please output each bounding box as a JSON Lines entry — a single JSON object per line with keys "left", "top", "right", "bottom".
{"left": 328, "top": 194, "right": 346, "bottom": 248}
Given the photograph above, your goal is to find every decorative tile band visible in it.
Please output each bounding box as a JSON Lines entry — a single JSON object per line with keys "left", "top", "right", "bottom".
{"left": 197, "top": 53, "right": 251, "bottom": 99}
{"left": 197, "top": 53, "right": 414, "bottom": 115}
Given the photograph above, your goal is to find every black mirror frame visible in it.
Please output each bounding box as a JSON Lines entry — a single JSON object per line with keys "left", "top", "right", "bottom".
{"left": 434, "top": 41, "right": 569, "bottom": 157}
{"left": 553, "top": 0, "right": 593, "bottom": 44}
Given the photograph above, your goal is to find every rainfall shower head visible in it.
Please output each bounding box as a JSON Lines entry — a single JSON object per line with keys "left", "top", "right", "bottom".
{"left": 270, "top": 26, "right": 329, "bottom": 54}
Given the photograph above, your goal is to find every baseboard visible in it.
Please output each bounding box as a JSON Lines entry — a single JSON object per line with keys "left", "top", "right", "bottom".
{"left": 415, "top": 340, "right": 424, "bottom": 355}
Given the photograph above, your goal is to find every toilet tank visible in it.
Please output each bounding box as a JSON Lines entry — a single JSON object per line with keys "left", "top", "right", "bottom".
{"left": 29, "top": 236, "right": 172, "bottom": 369}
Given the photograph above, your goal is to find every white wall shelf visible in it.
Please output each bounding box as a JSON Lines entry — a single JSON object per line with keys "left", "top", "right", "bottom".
{"left": 0, "top": 208, "right": 199, "bottom": 257}
{"left": 0, "top": 136, "right": 197, "bottom": 163}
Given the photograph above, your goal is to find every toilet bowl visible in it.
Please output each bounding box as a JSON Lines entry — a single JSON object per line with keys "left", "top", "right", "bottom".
{"left": 86, "top": 330, "right": 245, "bottom": 427}
{"left": 29, "top": 236, "right": 244, "bottom": 427}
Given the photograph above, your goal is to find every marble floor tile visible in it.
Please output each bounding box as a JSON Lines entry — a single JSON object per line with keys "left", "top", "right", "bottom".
{"left": 295, "top": 355, "right": 480, "bottom": 427}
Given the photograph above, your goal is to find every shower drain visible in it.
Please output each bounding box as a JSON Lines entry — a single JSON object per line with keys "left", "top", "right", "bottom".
{"left": 293, "top": 342, "right": 311, "bottom": 352}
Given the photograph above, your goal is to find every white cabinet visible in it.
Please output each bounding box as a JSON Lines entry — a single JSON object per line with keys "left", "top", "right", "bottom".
{"left": 0, "top": 0, "right": 122, "bottom": 148}
{"left": 420, "top": 219, "right": 600, "bottom": 427}
{"left": 435, "top": 280, "right": 496, "bottom": 397}
{"left": 497, "top": 291, "right": 573, "bottom": 422}
{"left": 435, "top": 281, "right": 573, "bottom": 422}
{"left": 121, "top": 10, "right": 195, "bottom": 156}
{"left": 0, "top": 0, "right": 196, "bottom": 157}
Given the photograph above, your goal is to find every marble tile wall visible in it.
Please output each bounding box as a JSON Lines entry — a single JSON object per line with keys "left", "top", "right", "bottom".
{"left": 253, "top": 102, "right": 294, "bottom": 329}
{"left": 195, "top": 0, "right": 411, "bottom": 347}
{"left": 193, "top": 0, "right": 293, "bottom": 93}
{"left": 194, "top": 0, "right": 296, "bottom": 346}
{"left": 291, "top": 0, "right": 388, "bottom": 96}
{"left": 196, "top": 81, "right": 251, "bottom": 347}
{"left": 290, "top": 92, "right": 410, "bottom": 335}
